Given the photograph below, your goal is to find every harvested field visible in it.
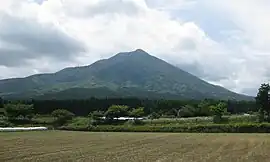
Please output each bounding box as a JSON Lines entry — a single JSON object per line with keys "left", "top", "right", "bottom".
{"left": 1, "top": 131, "right": 270, "bottom": 162}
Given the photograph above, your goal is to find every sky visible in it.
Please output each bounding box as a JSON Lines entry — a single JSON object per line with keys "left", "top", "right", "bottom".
{"left": 0, "top": 0, "right": 269, "bottom": 96}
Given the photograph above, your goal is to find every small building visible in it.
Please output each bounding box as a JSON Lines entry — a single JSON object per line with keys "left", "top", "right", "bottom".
{"left": 101, "top": 117, "right": 144, "bottom": 120}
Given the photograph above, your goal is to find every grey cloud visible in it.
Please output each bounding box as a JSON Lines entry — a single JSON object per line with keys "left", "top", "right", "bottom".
{"left": 241, "top": 87, "right": 258, "bottom": 96}
{"left": 34, "top": 0, "right": 47, "bottom": 5}
{"left": 176, "top": 37, "right": 197, "bottom": 51}
{"left": 265, "top": 70, "right": 270, "bottom": 79}
{"left": 0, "top": 48, "right": 31, "bottom": 66}
{"left": 176, "top": 63, "right": 229, "bottom": 82}
{"left": 0, "top": 13, "right": 85, "bottom": 67}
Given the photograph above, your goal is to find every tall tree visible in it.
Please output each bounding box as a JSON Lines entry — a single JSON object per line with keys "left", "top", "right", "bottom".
{"left": 0, "top": 97, "right": 3, "bottom": 108}
{"left": 256, "top": 83, "right": 270, "bottom": 121}
{"left": 105, "top": 105, "right": 129, "bottom": 120}
{"left": 130, "top": 107, "right": 145, "bottom": 119}
{"left": 197, "top": 99, "right": 212, "bottom": 116}
{"left": 210, "top": 102, "right": 227, "bottom": 123}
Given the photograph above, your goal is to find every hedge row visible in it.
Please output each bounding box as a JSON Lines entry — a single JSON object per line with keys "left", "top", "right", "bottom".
{"left": 59, "top": 123, "right": 270, "bottom": 133}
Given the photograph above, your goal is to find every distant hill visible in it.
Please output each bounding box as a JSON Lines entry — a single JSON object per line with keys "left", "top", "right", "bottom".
{"left": 0, "top": 49, "right": 253, "bottom": 100}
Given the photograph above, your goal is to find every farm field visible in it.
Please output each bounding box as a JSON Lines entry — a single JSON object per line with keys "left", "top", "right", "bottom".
{"left": 1, "top": 131, "right": 270, "bottom": 162}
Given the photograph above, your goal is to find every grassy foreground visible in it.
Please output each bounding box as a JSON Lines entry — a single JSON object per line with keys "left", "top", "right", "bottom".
{"left": 1, "top": 131, "right": 270, "bottom": 162}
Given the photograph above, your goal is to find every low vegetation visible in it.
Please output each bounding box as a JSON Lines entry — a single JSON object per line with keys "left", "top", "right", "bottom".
{"left": 60, "top": 123, "right": 270, "bottom": 133}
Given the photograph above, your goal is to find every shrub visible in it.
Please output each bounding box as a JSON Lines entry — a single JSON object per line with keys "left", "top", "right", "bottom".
{"left": 59, "top": 123, "right": 270, "bottom": 133}
{"left": 228, "top": 115, "right": 257, "bottom": 123}
{"left": 4, "top": 104, "right": 34, "bottom": 120}
{"left": 52, "top": 109, "right": 74, "bottom": 126}
{"left": 89, "top": 111, "right": 104, "bottom": 126}
{"left": 105, "top": 105, "right": 129, "bottom": 120}
{"left": 144, "top": 117, "right": 212, "bottom": 125}
{"left": 32, "top": 115, "right": 56, "bottom": 125}
{"left": 67, "top": 117, "right": 89, "bottom": 129}
{"left": 178, "top": 105, "right": 196, "bottom": 117}
{"left": 148, "top": 112, "right": 161, "bottom": 120}
{"left": 124, "top": 119, "right": 145, "bottom": 126}
{"left": 213, "top": 116, "right": 229, "bottom": 124}
{"left": 197, "top": 100, "right": 212, "bottom": 116}
{"left": 0, "top": 117, "right": 13, "bottom": 127}
{"left": 144, "top": 115, "right": 258, "bottom": 126}
{"left": 129, "top": 107, "right": 144, "bottom": 118}
{"left": 89, "top": 111, "right": 104, "bottom": 120}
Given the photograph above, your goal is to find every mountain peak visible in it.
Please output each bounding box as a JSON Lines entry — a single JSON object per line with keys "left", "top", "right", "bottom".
{"left": 134, "top": 49, "right": 147, "bottom": 53}
{"left": 124, "top": 49, "right": 150, "bottom": 56}
{"left": 131, "top": 49, "right": 150, "bottom": 56}
{"left": 111, "top": 49, "right": 151, "bottom": 60}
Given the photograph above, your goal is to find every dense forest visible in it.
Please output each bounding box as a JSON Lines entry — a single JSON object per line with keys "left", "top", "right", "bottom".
{"left": 0, "top": 97, "right": 257, "bottom": 117}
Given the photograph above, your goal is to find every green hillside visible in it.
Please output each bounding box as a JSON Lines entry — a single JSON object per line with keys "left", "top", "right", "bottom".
{"left": 0, "top": 49, "right": 253, "bottom": 100}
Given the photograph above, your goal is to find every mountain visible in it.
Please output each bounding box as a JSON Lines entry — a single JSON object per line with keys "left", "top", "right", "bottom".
{"left": 0, "top": 49, "right": 253, "bottom": 100}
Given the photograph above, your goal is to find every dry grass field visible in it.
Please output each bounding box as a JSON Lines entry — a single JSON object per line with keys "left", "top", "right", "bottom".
{"left": 1, "top": 131, "right": 270, "bottom": 162}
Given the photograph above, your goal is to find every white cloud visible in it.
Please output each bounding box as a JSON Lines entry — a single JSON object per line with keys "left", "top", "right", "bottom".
{"left": 146, "top": 0, "right": 196, "bottom": 11}
{"left": 0, "top": 0, "right": 269, "bottom": 96}
{"left": 201, "top": 0, "right": 270, "bottom": 94}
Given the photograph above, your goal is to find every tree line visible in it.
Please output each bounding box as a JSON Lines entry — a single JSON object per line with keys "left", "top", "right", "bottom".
{"left": 0, "top": 97, "right": 257, "bottom": 117}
